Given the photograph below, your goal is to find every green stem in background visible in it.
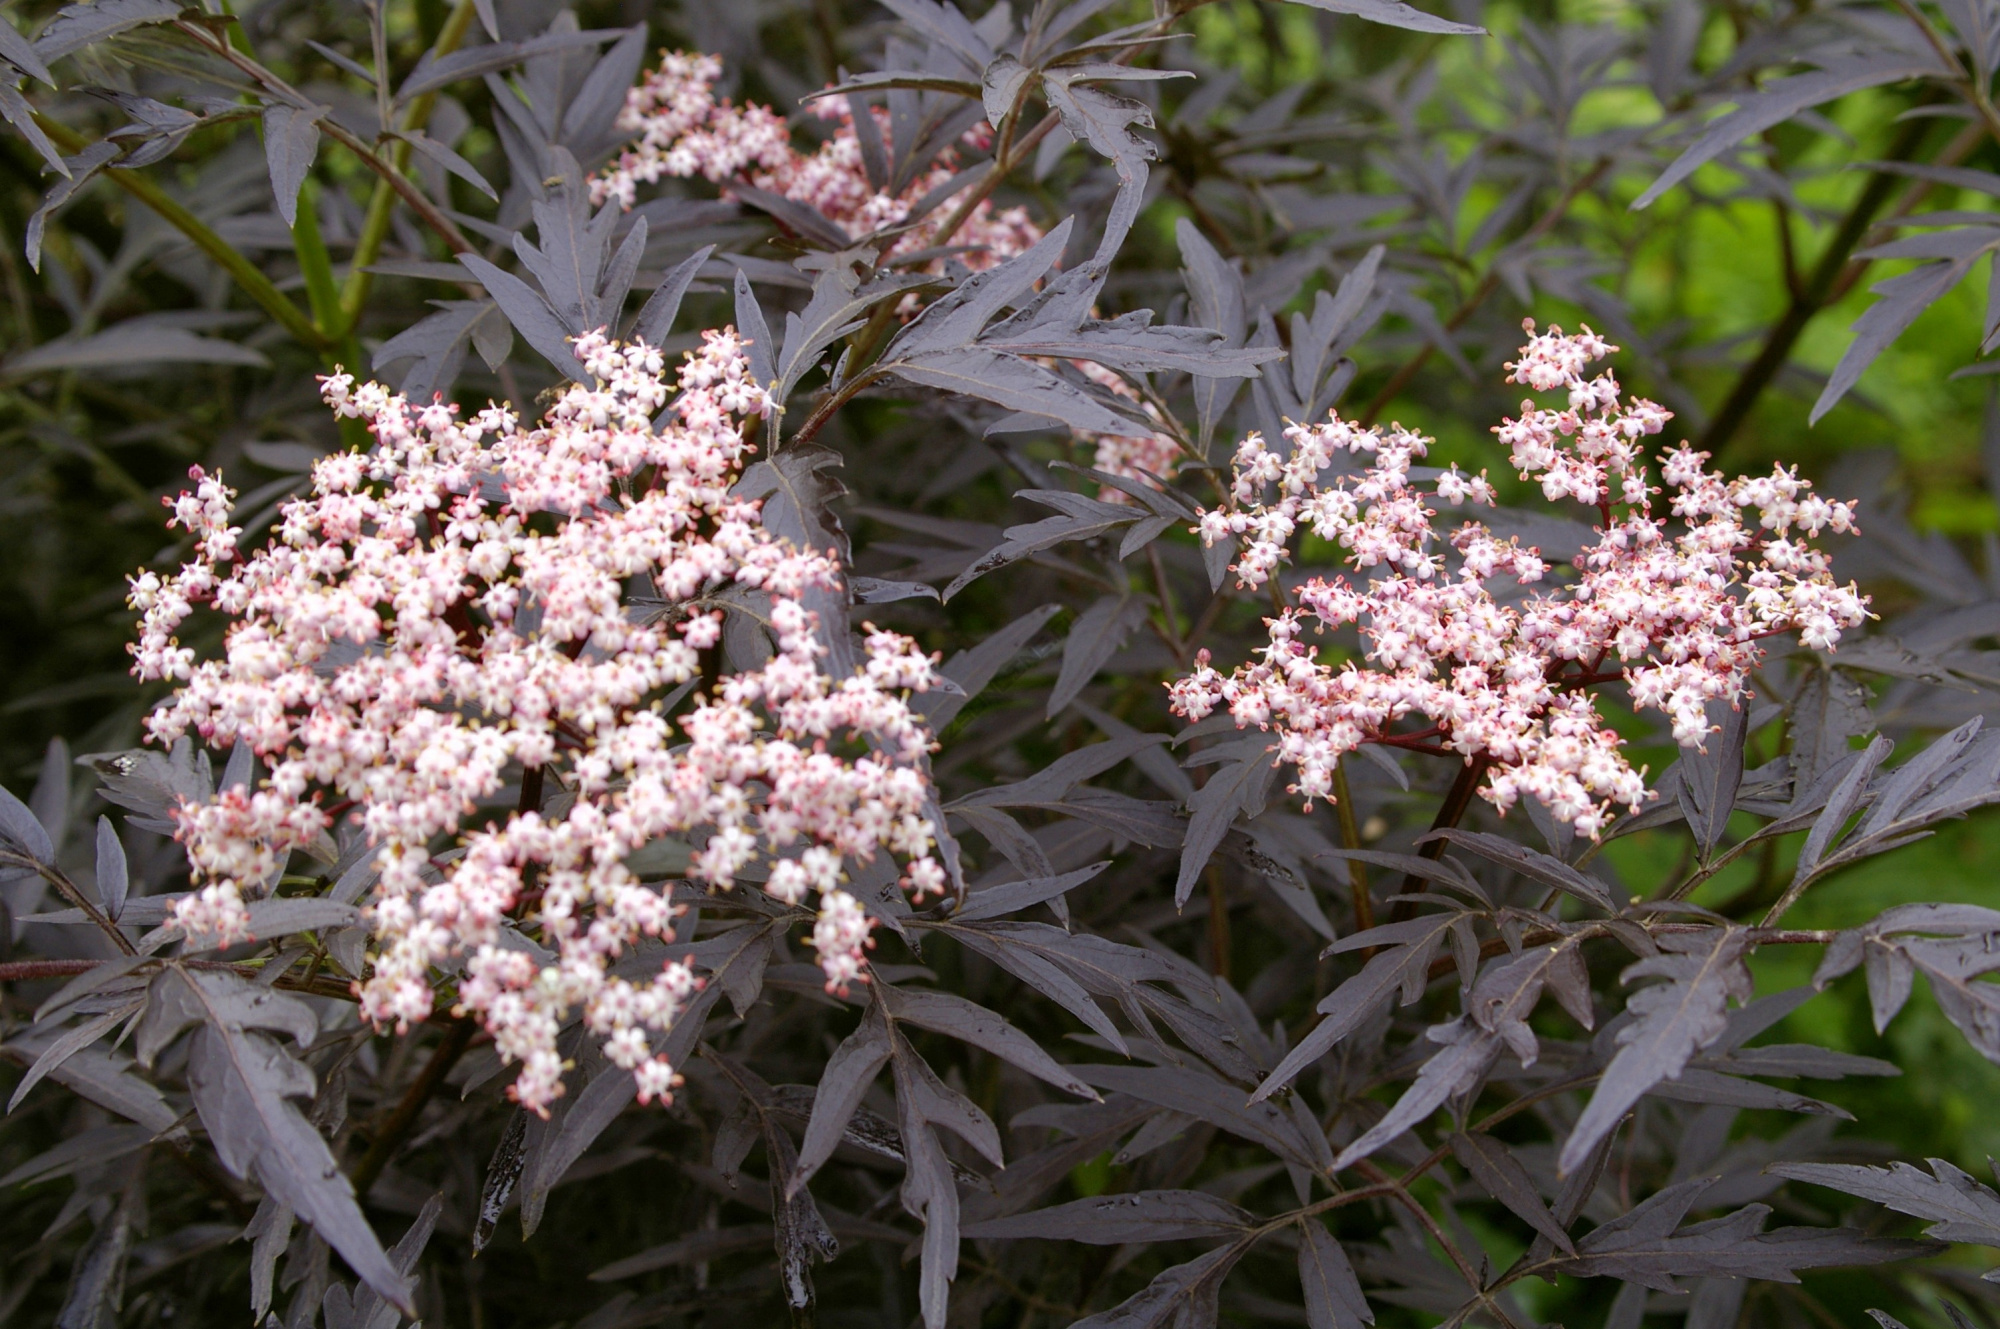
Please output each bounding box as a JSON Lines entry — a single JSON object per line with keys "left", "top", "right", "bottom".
{"left": 292, "top": 181, "right": 343, "bottom": 336}
{"left": 293, "top": 182, "right": 372, "bottom": 446}
{"left": 337, "top": 0, "right": 481, "bottom": 335}
{"left": 33, "top": 116, "right": 329, "bottom": 352}
{"left": 349, "top": 1016, "right": 478, "bottom": 1198}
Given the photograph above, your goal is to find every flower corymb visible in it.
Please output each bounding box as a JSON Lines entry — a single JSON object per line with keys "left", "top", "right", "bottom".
{"left": 1169, "top": 323, "right": 1869, "bottom": 837}
{"left": 129, "top": 328, "right": 944, "bottom": 1111}
{"left": 593, "top": 50, "right": 1041, "bottom": 270}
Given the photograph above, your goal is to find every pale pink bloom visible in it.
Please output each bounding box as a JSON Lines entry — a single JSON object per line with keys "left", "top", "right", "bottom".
{"left": 131, "top": 328, "right": 944, "bottom": 1113}
{"left": 1171, "top": 322, "right": 1868, "bottom": 836}
{"left": 595, "top": 51, "right": 1041, "bottom": 272}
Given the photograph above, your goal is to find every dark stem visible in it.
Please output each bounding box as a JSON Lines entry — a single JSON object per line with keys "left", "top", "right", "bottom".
{"left": 1695, "top": 113, "right": 1937, "bottom": 455}
{"left": 1389, "top": 757, "right": 1490, "bottom": 920}
{"left": 350, "top": 1017, "right": 478, "bottom": 1198}
{"left": 1205, "top": 866, "right": 1231, "bottom": 980}
{"left": 0, "top": 852, "right": 137, "bottom": 955}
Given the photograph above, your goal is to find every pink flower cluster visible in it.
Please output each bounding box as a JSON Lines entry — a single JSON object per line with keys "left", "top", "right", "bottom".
{"left": 129, "top": 329, "right": 944, "bottom": 1112}
{"left": 1168, "top": 323, "right": 1869, "bottom": 837}
{"left": 593, "top": 50, "right": 1041, "bottom": 269}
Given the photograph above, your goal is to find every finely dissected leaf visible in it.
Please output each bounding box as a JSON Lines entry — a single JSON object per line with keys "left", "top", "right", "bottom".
{"left": 1285, "top": 0, "right": 1484, "bottom": 34}
{"left": 1635, "top": 55, "right": 1947, "bottom": 209}
{"left": 240, "top": 897, "right": 362, "bottom": 938}
{"left": 1176, "top": 741, "right": 1276, "bottom": 906}
{"left": 952, "top": 735, "right": 1166, "bottom": 811}
{"left": 794, "top": 1001, "right": 893, "bottom": 1191}
{"left": 1789, "top": 666, "right": 1874, "bottom": 785}
{"left": 56, "top": 1173, "right": 138, "bottom": 1329}
{"left": 893, "top": 221, "right": 1071, "bottom": 355}
{"left": 1070, "top": 1242, "right": 1245, "bottom": 1328}
{"left": 0, "top": 1123, "right": 152, "bottom": 1189}
{"left": 393, "top": 26, "right": 624, "bottom": 102}
{"left": 136, "top": 967, "right": 407, "bottom": 1312}
{"left": 894, "top": 1037, "right": 1002, "bottom": 1167}
{"left": 981, "top": 52, "right": 1031, "bottom": 126}
{"left": 951, "top": 860, "right": 1110, "bottom": 921}
{"left": 879, "top": 983, "right": 1096, "bottom": 1098}
{"left": 1046, "top": 594, "right": 1150, "bottom": 718}
{"left": 1555, "top": 1177, "right": 1937, "bottom": 1291}
{"left": 1082, "top": 1064, "right": 1322, "bottom": 1170}
{"left": 1176, "top": 217, "right": 1248, "bottom": 449}
{"left": 30, "top": 0, "right": 182, "bottom": 64}
{"left": 765, "top": 1116, "right": 838, "bottom": 1311}
{"left": 7, "top": 317, "right": 271, "bottom": 375}
{"left": 244, "top": 1197, "right": 295, "bottom": 1322}
{"left": 518, "top": 1045, "right": 638, "bottom": 1235}
{"left": 1335, "top": 1018, "right": 1497, "bottom": 1169}
{"left": 895, "top": 346, "right": 1149, "bottom": 435}
{"left": 1816, "top": 902, "right": 2000, "bottom": 1054}
{"left": 1769, "top": 1159, "right": 2000, "bottom": 1255}
{"left": 1677, "top": 699, "right": 1748, "bottom": 857}
{"left": 733, "top": 267, "right": 777, "bottom": 388}
{"left": 964, "top": 1189, "right": 1253, "bottom": 1244}
{"left": 1560, "top": 929, "right": 1752, "bottom": 1175}
{"left": 1419, "top": 829, "right": 1613, "bottom": 911}
{"left": 916, "top": 603, "right": 1059, "bottom": 726}
{"left": 941, "top": 490, "right": 1139, "bottom": 600}
{"left": 629, "top": 244, "right": 715, "bottom": 346}
{"left": 1, "top": 1036, "right": 176, "bottom": 1133}
{"left": 1814, "top": 235, "right": 2000, "bottom": 423}
{"left": 261, "top": 103, "right": 327, "bottom": 227}
{"left": 458, "top": 253, "right": 585, "bottom": 380}
{"left": 895, "top": 1066, "right": 960, "bottom": 1329}
{"left": 0, "top": 82, "right": 67, "bottom": 178}
{"left": 778, "top": 254, "right": 933, "bottom": 399}
{"left": 374, "top": 300, "right": 493, "bottom": 404}
{"left": 325, "top": 1194, "right": 441, "bottom": 1329}
{"left": 1334, "top": 941, "right": 1576, "bottom": 1168}
{"left": 1792, "top": 724, "right": 2000, "bottom": 894}
{"left": 0, "top": 15, "right": 54, "bottom": 85}
{"left": 1039, "top": 72, "right": 1156, "bottom": 258}
{"left": 1299, "top": 1218, "right": 1373, "bottom": 1329}
{"left": 0, "top": 776, "right": 54, "bottom": 864}
{"left": 1251, "top": 913, "right": 1459, "bottom": 1102}
{"left": 1453, "top": 1133, "right": 1574, "bottom": 1255}
{"left": 393, "top": 128, "right": 497, "bottom": 200}
{"left": 949, "top": 923, "right": 1129, "bottom": 1052}
{"left": 560, "top": 25, "right": 649, "bottom": 156}
{"left": 24, "top": 139, "right": 115, "bottom": 269}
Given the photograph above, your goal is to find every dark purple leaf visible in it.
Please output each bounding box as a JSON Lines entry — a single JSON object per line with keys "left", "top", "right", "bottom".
{"left": 1560, "top": 929, "right": 1752, "bottom": 1176}
{"left": 1299, "top": 1218, "right": 1374, "bottom": 1329}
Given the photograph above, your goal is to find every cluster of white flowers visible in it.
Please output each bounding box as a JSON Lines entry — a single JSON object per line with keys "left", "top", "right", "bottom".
{"left": 593, "top": 50, "right": 1041, "bottom": 270}
{"left": 1169, "top": 323, "right": 1869, "bottom": 837}
{"left": 130, "top": 329, "right": 944, "bottom": 1112}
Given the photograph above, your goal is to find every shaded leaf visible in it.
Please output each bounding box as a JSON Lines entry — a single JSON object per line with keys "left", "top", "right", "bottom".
{"left": 1285, "top": 0, "right": 1484, "bottom": 35}
{"left": 1299, "top": 1218, "right": 1374, "bottom": 1329}
{"left": 964, "top": 1189, "right": 1252, "bottom": 1243}
{"left": 1560, "top": 929, "right": 1752, "bottom": 1176}
{"left": 261, "top": 103, "right": 327, "bottom": 228}
{"left": 1636, "top": 56, "right": 1946, "bottom": 209}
